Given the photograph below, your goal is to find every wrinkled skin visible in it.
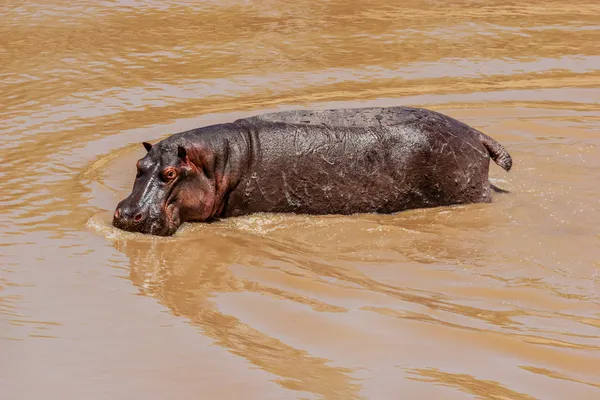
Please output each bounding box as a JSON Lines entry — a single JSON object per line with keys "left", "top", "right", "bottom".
{"left": 113, "top": 106, "right": 513, "bottom": 236}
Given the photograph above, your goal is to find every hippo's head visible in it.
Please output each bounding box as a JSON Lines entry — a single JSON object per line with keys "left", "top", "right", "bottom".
{"left": 112, "top": 141, "right": 217, "bottom": 236}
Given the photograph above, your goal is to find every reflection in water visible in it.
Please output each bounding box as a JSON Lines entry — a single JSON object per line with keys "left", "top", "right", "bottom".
{"left": 2, "top": 0, "right": 600, "bottom": 398}
{"left": 113, "top": 232, "right": 364, "bottom": 399}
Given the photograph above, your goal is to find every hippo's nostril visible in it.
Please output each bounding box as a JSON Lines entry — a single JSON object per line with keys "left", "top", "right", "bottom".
{"left": 134, "top": 213, "right": 143, "bottom": 222}
{"left": 114, "top": 209, "right": 120, "bottom": 219}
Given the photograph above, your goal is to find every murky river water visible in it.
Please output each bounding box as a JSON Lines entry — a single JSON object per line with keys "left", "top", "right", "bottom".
{"left": 2, "top": 1, "right": 599, "bottom": 399}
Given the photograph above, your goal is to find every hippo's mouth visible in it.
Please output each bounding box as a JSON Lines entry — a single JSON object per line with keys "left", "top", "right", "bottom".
{"left": 111, "top": 202, "right": 181, "bottom": 237}
{"left": 156, "top": 201, "right": 180, "bottom": 236}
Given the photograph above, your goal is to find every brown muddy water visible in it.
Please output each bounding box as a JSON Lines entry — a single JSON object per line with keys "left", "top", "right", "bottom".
{"left": 1, "top": 1, "right": 599, "bottom": 399}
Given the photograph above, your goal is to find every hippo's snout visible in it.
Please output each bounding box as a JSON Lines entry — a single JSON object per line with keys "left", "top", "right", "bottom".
{"left": 112, "top": 197, "right": 177, "bottom": 236}
{"left": 112, "top": 201, "right": 149, "bottom": 232}
{"left": 114, "top": 205, "right": 145, "bottom": 225}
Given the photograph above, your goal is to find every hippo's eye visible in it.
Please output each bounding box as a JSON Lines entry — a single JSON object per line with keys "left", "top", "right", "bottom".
{"left": 164, "top": 169, "right": 177, "bottom": 180}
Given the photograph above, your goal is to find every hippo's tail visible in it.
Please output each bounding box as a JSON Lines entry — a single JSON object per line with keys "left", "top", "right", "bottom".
{"left": 480, "top": 133, "right": 512, "bottom": 172}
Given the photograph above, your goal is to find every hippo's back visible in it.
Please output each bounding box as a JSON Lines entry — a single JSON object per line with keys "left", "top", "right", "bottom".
{"left": 244, "top": 106, "right": 442, "bottom": 130}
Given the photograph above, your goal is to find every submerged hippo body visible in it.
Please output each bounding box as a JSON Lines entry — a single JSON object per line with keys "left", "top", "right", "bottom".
{"left": 113, "top": 106, "right": 512, "bottom": 236}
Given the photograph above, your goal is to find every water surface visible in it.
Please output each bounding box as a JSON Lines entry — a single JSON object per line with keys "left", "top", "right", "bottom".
{"left": 1, "top": 1, "right": 599, "bottom": 399}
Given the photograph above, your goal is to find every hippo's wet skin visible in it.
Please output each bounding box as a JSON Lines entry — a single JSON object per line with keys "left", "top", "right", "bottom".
{"left": 113, "top": 106, "right": 513, "bottom": 236}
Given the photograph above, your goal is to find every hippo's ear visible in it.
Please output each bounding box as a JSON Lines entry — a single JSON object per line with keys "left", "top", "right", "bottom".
{"left": 142, "top": 142, "right": 153, "bottom": 152}
{"left": 177, "top": 145, "right": 187, "bottom": 161}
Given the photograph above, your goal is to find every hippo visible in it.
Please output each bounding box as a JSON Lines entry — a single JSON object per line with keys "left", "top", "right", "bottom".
{"left": 113, "top": 106, "right": 512, "bottom": 236}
